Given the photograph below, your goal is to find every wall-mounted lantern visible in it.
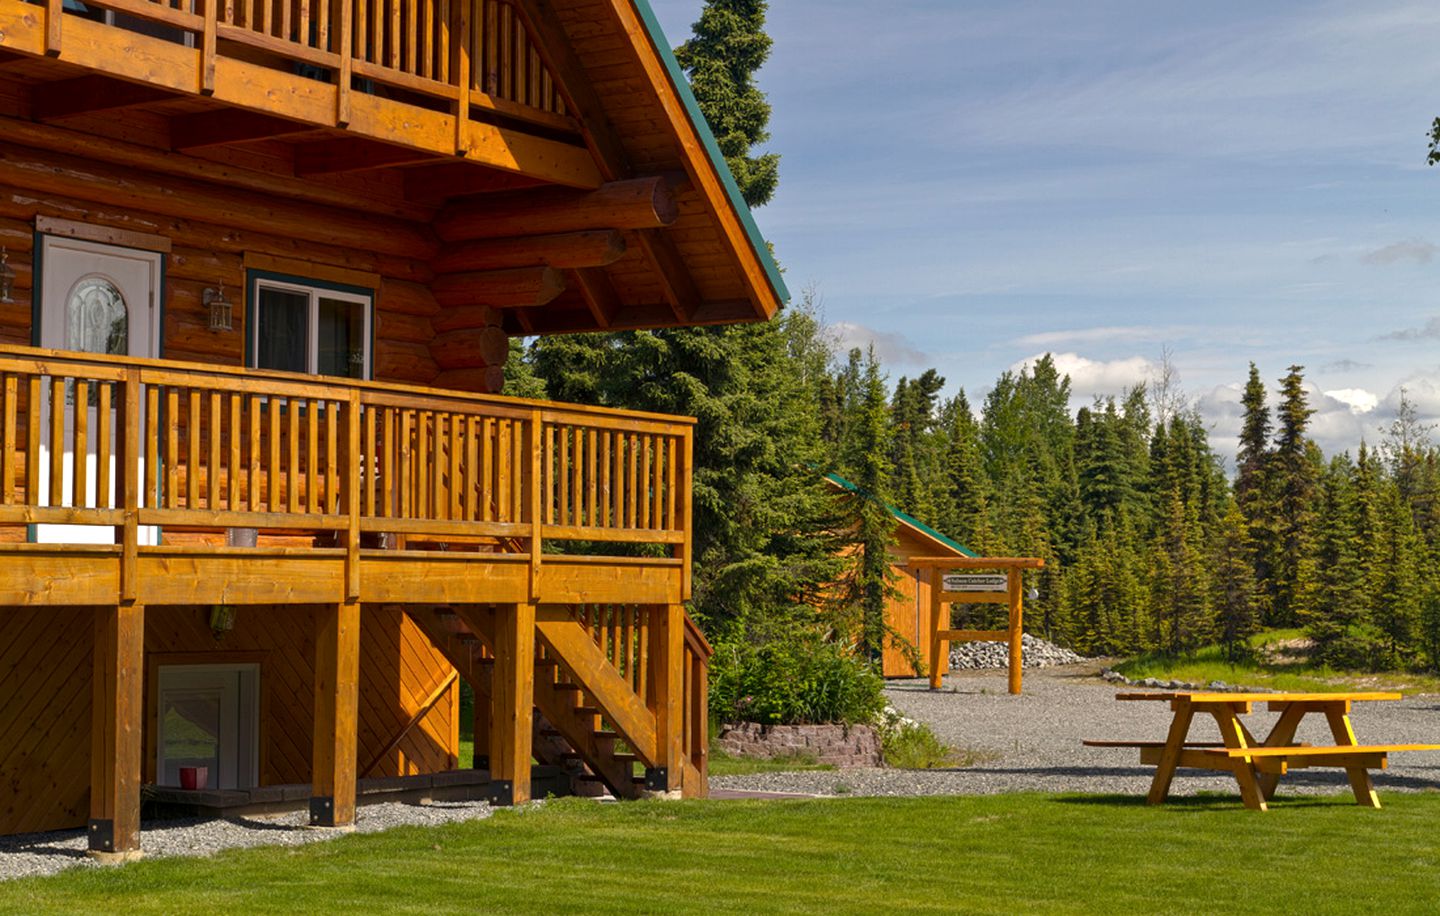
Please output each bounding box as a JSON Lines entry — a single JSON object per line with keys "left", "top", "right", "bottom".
{"left": 204, "top": 282, "right": 233, "bottom": 332}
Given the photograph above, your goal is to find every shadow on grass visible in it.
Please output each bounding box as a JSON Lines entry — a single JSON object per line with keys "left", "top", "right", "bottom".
{"left": 1050, "top": 792, "right": 1351, "bottom": 811}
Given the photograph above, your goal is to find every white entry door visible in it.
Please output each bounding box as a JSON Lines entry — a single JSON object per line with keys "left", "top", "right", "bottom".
{"left": 156, "top": 664, "right": 261, "bottom": 791}
{"left": 36, "top": 235, "right": 162, "bottom": 544}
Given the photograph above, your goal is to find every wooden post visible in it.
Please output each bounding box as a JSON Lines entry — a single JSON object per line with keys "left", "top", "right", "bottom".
{"left": 928, "top": 568, "right": 944, "bottom": 690}
{"left": 311, "top": 601, "right": 361, "bottom": 828}
{"left": 646, "top": 603, "right": 684, "bottom": 791}
{"left": 488, "top": 602, "right": 535, "bottom": 805}
{"left": 89, "top": 603, "right": 145, "bottom": 860}
{"left": 1007, "top": 568, "right": 1023, "bottom": 695}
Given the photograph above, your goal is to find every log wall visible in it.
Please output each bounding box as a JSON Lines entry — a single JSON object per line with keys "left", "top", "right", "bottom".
{"left": 0, "top": 140, "right": 508, "bottom": 391}
{"left": 0, "top": 604, "right": 458, "bottom": 836}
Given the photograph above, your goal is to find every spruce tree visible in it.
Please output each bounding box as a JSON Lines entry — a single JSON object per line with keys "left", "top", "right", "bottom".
{"left": 1266, "top": 365, "right": 1319, "bottom": 627}
{"left": 1212, "top": 500, "right": 1259, "bottom": 663}
{"left": 838, "top": 349, "right": 896, "bottom": 663}
{"left": 675, "top": 0, "right": 779, "bottom": 208}
{"left": 1235, "top": 363, "right": 1270, "bottom": 513}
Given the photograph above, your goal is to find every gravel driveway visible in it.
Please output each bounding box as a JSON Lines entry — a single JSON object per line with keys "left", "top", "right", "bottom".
{"left": 0, "top": 800, "right": 493, "bottom": 882}
{"left": 712, "top": 665, "right": 1440, "bottom": 799}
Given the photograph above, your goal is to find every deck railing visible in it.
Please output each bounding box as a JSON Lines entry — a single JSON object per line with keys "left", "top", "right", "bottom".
{"left": 0, "top": 346, "right": 692, "bottom": 598}
{"left": 41, "top": 0, "right": 565, "bottom": 122}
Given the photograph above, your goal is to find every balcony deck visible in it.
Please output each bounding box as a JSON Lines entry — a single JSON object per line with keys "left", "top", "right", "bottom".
{"left": 0, "top": 343, "right": 693, "bottom": 610}
{"left": 0, "top": 0, "right": 601, "bottom": 188}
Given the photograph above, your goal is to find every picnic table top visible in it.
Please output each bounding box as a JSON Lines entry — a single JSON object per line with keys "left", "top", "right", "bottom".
{"left": 1115, "top": 691, "right": 1403, "bottom": 704}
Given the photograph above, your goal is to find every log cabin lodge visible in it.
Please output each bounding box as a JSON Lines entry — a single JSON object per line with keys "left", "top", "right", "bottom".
{"left": 0, "top": 0, "right": 787, "bottom": 858}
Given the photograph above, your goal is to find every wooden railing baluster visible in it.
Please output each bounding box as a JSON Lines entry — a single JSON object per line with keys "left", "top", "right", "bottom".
{"left": 47, "top": 378, "right": 63, "bottom": 507}
{"left": 208, "top": 390, "right": 221, "bottom": 509}
{"left": 227, "top": 392, "right": 241, "bottom": 510}
{"left": 144, "top": 386, "right": 158, "bottom": 510}
{"left": 96, "top": 382, "right": 112, "bottom": 509}
{"left": 73, "top": 380, "right": 89, "bottom": 508}
{"left": 25, "top": 378, "right": 39, "bottom": 506}
{"left": 2, "top": 374, "right": 15, "bottom": 505}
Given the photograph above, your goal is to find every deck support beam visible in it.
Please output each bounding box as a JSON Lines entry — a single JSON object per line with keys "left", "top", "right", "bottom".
{"left": 645, "top": 603, "right": 684, "bottom": 793}
{"left": 488, "top": 602, "right": 535, "bottom": 805}
{"left": 89, "top": 602, "right": 145, "bottom": 860}
{"left": 311, "top": 601, "right": 361, "bottom": 828}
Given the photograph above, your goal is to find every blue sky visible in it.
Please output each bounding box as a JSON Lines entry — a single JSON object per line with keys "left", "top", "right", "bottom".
{"left": 648, "top": 0, "right": 1440, "bottom": 461}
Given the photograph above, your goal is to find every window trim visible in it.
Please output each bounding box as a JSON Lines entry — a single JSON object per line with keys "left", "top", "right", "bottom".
{"left": 245, "top": 269, "right": 375, "bottom": 381}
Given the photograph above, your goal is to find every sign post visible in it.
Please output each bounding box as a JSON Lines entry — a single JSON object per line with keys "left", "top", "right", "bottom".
{"left": 910, "top": 556, "right": 1045, "bottom": 695}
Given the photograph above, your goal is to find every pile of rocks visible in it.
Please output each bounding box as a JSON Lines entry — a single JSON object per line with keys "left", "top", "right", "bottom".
{"left": 1099, "top": 668, "right": 1267, "bottom": 693}
{"left": 949, "top": 633, "right": 1090, "bottom": 670}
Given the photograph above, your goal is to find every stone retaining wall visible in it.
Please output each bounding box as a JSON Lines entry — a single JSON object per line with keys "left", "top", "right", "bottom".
{"left": 715, "top": 722, "right": 883, "bottom": 768}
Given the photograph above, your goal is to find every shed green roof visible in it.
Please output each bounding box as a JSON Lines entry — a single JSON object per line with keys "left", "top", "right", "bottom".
{"left": 824, "top": 472, "right": 977, "bottom": 558}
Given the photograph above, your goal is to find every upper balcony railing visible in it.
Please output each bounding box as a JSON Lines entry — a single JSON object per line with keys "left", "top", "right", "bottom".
{"left": 5, "top": 0, "right": 599, "bottom": 186}
{"left": 0, "top": 345, "right": 693, "bottom": 600}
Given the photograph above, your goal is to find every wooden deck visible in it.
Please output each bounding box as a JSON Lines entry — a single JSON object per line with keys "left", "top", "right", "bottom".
{"left": 0, "top": 344, "right": 709, "bottom": 856}
{"left": 0, "top": 0, "right": 599, "bottom": 188}
{"left": 0, "top": 343, "right": 693, "bottom": 606}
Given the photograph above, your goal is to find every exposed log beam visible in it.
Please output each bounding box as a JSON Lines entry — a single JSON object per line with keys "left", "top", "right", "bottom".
{"left": 0, "top": 114, "right": 430, "bottom": 221}
{"left": 0, "top": 140, "right": 438, "bottom": 259}
{"left": 403, "top": 162, "right": 549, "bottom": 203}
{"left": 34, "top": 76, "right": 176, "bottom": 121}
{"left": 572, "top": 268, "right": 620, "bottom": 329}
{"left": 432, "top": 267, "right": 567, "bottom": 309}
{"left": 170, "top": 109, "right": 317, "bottom": 151}
{"left": 635, "top": 231, "right": 698, "bottom": 321}
{"left": 295, "top": 139, "right": 444, "bottom": 176}
{"left": 431, "top": 304, "right": 502, "bottom": 333}
{"left": 431, "top": 230, "right": 626, "bottom": 273}
{"left": 431, "top": 325, "right": 511, "bottom": 370}
{"left": 436, "top": 177, "right": 677, "bottom": 242}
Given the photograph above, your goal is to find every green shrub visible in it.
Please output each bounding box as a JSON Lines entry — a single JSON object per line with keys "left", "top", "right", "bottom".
{"left": 872, "top": 707, "right": 996, "bottom": 769}
{"left": 709, "top": 637, "right": 886, "bottom": 725}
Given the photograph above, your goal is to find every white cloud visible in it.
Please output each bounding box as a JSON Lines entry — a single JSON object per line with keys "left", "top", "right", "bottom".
{"left": 1361, "top": 240, "right": 1440, "bottom": 266}
{"left": 1324, "top": 388, "right": 1379, "bottom": 414}
{"left": 1010, "top": 352, "right": 1157, "bottom": 402}
{"left": 1376, "top": 317, "right": 1440, "bottom": 342}
{"left": 1012, "top": 325, "right": 1185, "bottom": 349}
{"left": 827, "top": 321, "right": 932, "bottom": 368}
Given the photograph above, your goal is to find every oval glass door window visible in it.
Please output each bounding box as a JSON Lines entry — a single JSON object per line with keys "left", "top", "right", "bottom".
{"left": 66, "top": 275, "right": 129, "bottom": 355}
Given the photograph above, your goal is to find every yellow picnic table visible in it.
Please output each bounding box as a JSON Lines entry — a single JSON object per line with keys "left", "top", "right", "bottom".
{"left": 1085, "top": 691, "right": 1440, "bottom": 811}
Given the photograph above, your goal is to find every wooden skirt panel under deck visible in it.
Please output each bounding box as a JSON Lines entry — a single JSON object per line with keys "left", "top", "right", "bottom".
{"left": 0, "top": 603, "right": 458, "bottom": 837}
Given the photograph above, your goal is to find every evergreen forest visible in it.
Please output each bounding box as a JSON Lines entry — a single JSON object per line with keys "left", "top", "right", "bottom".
{"left": 507, "top": 0, "right": 1440, "bottom": 676}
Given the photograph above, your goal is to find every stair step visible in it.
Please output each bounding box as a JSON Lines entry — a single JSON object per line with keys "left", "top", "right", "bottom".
{"left": 552, "top": 682, "right": 583, "bottom": 692}
{"left": 612, "top": 754, "right": 639, "bottom": 766}
{"left": 574, "top": 705, "right": 601, "bottom": 718}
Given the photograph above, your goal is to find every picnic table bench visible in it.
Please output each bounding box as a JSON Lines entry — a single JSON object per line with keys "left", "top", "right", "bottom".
{"left": 1084, "top": 691, "right": 1440, "bottom": 811}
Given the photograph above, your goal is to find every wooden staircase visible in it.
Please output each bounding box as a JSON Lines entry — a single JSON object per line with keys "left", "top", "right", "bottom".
{"left": 406, "top": 602, "right": 710, "bottom": 801}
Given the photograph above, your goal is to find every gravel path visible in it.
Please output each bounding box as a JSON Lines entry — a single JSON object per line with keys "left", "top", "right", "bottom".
{"left": 0, "top": 799, "right": 493, "bottom": 882}
{"left": 713, "top": 665, "right": 1440, "bottom": 799}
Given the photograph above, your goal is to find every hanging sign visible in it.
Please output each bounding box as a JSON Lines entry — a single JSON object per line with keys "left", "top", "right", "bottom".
{"left": 942, "top": 573, "right": 1008, "bottom": 593}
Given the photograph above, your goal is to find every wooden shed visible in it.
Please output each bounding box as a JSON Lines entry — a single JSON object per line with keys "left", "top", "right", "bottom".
{"left": 0, "top": 0, "right": 785, "bottom": 857}
{"left": 826, "top": 474, "right": 976, "bottom": 678}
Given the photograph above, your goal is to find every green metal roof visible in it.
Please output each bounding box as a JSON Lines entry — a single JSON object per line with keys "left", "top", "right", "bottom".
{"left": 824, "top": 472, "right": 978, "bottom": 558}
{"left": 630, "top": 0, "right": 791, "bottom": 308}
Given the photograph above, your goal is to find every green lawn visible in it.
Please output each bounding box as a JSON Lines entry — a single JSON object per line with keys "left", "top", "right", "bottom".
{"left": 1114, "top": 629, "right": 1440, "bottom": 694}
{"left": 7, "top": 792, "right": 1440, "bottom": 914}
